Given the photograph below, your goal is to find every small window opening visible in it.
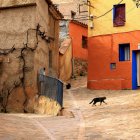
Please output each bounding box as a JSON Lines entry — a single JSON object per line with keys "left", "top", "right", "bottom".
{"left": 110, "top": 63, "right": 116, "bottom": 70}
{"left": 82, "top": 36, "right": 88, "bottom": 49}
{"left": 71, "top": 11, "right": 76, "bottom": 19}
{"left": 119, "top": 43, "right": 130, "bottom": 61}
{"left": 113, "top": 4, "right": 125, "bottom": 27}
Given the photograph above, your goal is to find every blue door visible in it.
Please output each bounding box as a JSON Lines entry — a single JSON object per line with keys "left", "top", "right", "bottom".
{"left": 132, "top": 51, "right": 140, "bottom": 89}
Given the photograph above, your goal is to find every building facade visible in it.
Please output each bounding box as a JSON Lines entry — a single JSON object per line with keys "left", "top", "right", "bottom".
{"left": 0, "top": 0, "right": 63, "bottom": 114}
{"left": 88, "top": 0, "right": 140, "bottom": 90}
{"left": 53, "top": 0, "right": 88, "bottom": 78}
{"left": 69, "top": 20, "right": 88, "bottom": 76}
{"left": 53, "top": 0, "right": 88, "bottom": 24}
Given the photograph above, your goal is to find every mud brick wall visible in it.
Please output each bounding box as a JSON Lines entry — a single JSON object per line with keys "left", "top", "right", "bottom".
{"left": 0, "top": 0, "right": 60, "bottom": 114}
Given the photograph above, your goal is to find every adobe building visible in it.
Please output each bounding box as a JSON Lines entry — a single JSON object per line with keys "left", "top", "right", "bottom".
{"left": 0, "top": 0, "right": 63, "bottom": 114}
{"left": 88, "top": 0, "right": 140, "bottom": 90}
{"left": 53, "top": 0, "right": 88, "bottom": 80}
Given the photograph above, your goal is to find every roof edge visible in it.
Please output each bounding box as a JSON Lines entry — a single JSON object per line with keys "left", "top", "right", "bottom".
{"left": 45, "top": 0, "right": 63, "bottom": 19}
{"left": 70, "top": 20, "right": 88, "bottom": 28}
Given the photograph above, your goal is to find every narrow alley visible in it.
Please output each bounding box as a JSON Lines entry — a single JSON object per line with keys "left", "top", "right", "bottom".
{"left": 0, "top": 76, "right": 140, "bottom": 140}
{"left": 1, "top": 0, "right": 140, "bottom": 140}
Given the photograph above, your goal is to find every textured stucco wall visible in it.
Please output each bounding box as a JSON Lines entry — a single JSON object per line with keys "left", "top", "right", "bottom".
{"left": 88, "top": 0, "right": 140, "bottom": 90}
{"left": 0, "top": 0, "right": 36, "bottom": 7}
{"left": 89, "top": 0, "right": 140, "bottom": 37}
{"left": 0, "top": 6, "right": 36, "bottom": 49}
{"left": 35, "top": 0, "right": 60, "bottom": 78}
{"left": 88, "top": 30, "right": 140, "bottom": 90}
{"left": 69, "top": 22, "right": 88, "bottom": 60}
{"left": 0, "top": 6, "right": 37, "bottom": 113}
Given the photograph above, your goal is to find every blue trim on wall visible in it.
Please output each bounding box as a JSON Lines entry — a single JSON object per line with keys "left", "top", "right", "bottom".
{"left": 132, "top": 51, "right": 137, "bottom": 90}
{"left": 119, "top": 45, "right": 125, "bottom": 61}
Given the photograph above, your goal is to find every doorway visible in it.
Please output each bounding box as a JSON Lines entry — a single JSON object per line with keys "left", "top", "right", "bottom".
{"left": 132, "top": 51, "right": 140, "bottom": 89}
{"left": 137, "top": 52, "right": 140, "bottom": 86}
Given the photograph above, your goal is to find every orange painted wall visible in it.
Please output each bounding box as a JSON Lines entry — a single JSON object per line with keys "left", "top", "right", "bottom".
{"left": 69, "top": 22, "right": 88, "bottom": 60}
{"left": 88, "top": 30, "right": 140, "bottom": 90}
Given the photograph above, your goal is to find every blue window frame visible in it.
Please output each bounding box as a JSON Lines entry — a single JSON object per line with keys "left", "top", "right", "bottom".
{"left": 119, "top": 43, "right": 130, "bottom": 61}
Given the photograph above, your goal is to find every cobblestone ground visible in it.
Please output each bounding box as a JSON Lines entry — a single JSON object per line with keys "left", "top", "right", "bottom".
{"left": 1, "top": 76, "right": 140, "bottom": 140}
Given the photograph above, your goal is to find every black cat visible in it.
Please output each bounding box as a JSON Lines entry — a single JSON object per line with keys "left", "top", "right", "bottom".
{"left": 89, "top": 97, "right": 107, "bottom": 106}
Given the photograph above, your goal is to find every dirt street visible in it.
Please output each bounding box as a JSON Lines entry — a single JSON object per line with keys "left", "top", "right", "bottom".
{"left": 0, "top": 76, "right": 140, "bottom": 140}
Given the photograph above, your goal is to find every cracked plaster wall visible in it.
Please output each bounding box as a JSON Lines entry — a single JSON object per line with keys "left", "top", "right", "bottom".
{"left": 0, "top": 0, "right": 60, "bottom": 114}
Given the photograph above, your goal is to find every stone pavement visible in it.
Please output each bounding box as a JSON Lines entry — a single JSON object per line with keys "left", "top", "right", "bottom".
{"left": 1, "top": 76, "right": 140, "bottom": 140}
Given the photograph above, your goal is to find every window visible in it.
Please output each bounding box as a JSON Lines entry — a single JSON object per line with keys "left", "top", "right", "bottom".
{"left": 119, "top": 43, "right": 130, "bottom": 61}
{"left": 71, "top": 11, "right": 76, "bottom": 19}
{"left": 110, "top": 63, "right": 116, "bottom": 70}
{"left": 113, "top": 4, "right": 125, "bottom": 27}
{"left": 82, "top": 36, "right": 88, "bottom": 49}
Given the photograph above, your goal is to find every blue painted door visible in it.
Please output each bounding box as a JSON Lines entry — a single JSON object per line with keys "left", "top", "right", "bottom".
{"left": 132, "top": 51, "right": 137, "bottom": 90}
{"left": 137, "top": 52, "right": 140, "bottom": 86}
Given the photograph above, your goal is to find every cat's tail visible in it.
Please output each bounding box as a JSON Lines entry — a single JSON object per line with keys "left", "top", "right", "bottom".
{"left": 89, "top": 99, "right": 94, "bottom": 104}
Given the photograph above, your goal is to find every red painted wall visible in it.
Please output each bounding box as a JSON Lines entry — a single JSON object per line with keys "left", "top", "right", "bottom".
{"left": 88, "top": 30, "right": 140, "bottom": 90}
{"left": 69, "top": 22, "right": 88, "bottom": 60}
